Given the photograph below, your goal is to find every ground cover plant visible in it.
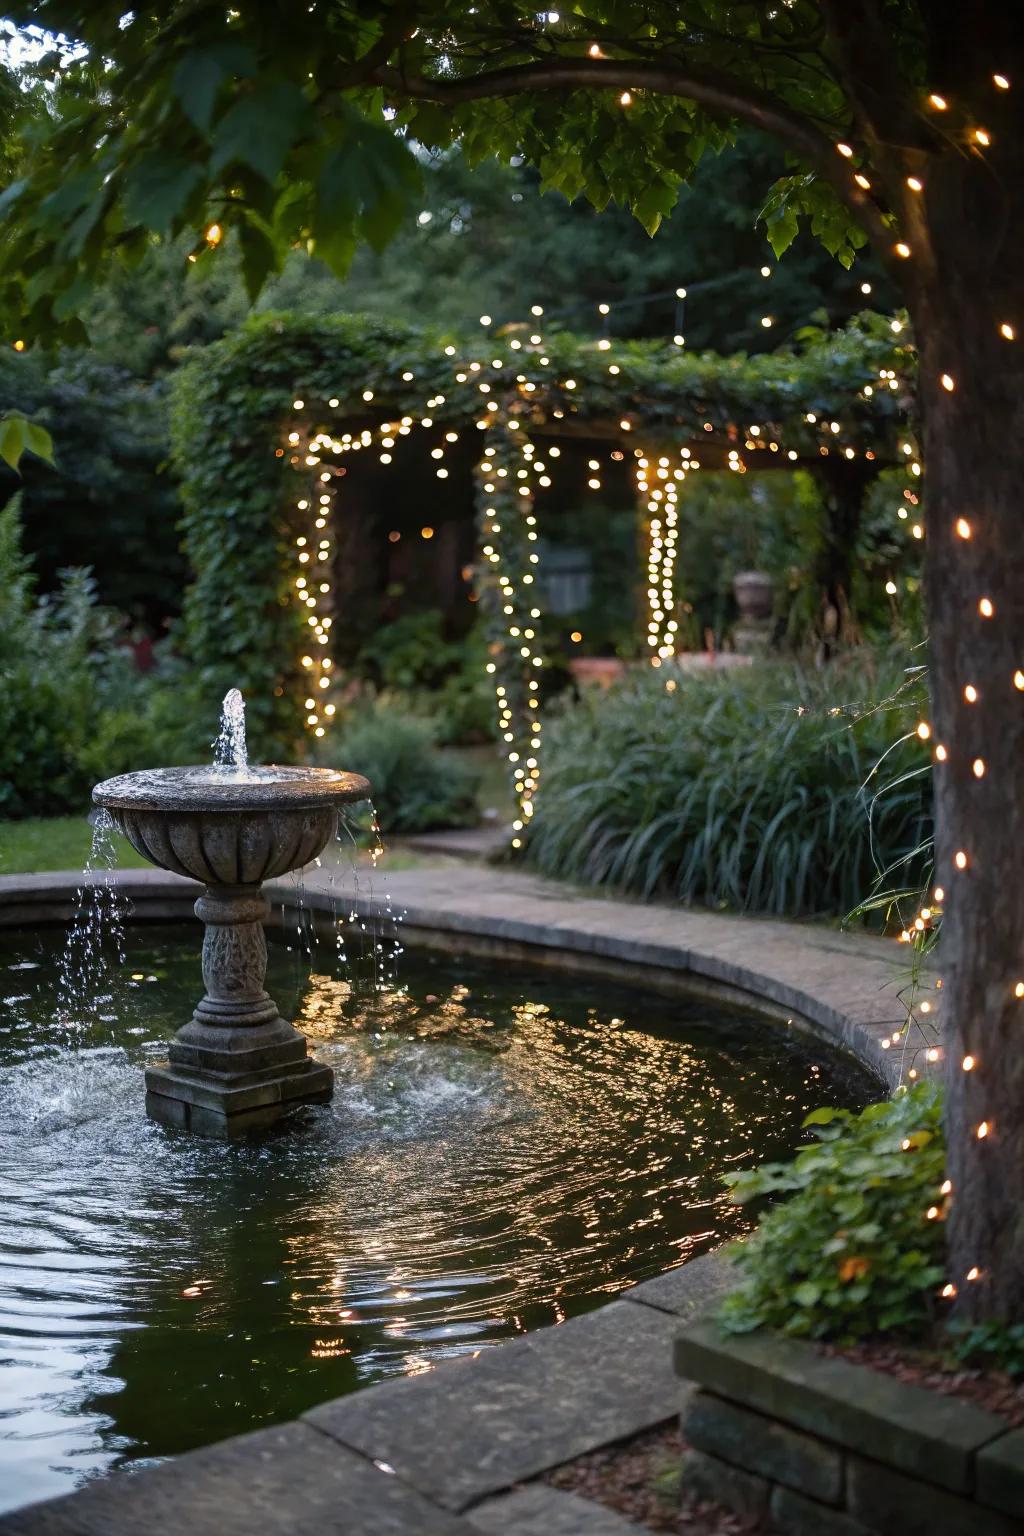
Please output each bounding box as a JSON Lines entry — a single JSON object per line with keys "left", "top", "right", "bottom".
{"left": 526, "top": 657, "right": 931, "bottom": 921}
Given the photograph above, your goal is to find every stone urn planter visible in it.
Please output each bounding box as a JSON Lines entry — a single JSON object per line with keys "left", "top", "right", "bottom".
{"left": 732, "top": 570, "right": 774, "bottom": 622}
{"left": 93, "top": 764, "right": 369, "bottom": 1137}
{"left": 732, "top": 571, "right": 774, "bottom": 657}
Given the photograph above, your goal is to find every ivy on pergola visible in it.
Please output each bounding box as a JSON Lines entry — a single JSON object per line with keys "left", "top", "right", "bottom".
{"left": 172, "top": 308, "right": 917, "bottom": 824}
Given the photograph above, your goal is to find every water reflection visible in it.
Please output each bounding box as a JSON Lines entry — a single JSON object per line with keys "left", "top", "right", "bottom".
{"left": 0, "top": 925, "right": 873, "bottom": 1512}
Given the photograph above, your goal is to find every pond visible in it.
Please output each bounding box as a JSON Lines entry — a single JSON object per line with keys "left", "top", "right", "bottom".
{"left": 0, "top": 922, "right": 874, "bottom": 1512}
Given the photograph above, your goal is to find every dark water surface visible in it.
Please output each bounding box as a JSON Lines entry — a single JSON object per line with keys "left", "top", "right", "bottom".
{"left": 0, "top": 923, "right": 874, "bottom": 1511}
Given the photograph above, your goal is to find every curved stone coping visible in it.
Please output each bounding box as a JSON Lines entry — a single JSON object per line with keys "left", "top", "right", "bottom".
{"left": 0, "top": 863, "right": 935, "bottom": 1533}
{"left": 0, "top": 1250, "right": 735, "bottom": 1536}
{"left": 0, "top": 862, "right": 934, "bottom": 1089}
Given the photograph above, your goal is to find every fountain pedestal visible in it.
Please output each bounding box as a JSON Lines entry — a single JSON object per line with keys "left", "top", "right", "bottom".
{"left": 92, "top": 762, "right": 370, "bottom": 1138}
{"left": 145, "top": 885, "right": 333, "bottom": 1136}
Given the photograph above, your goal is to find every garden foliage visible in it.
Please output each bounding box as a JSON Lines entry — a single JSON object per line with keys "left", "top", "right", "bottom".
{"left": 525, "top": 659, "right": 932, "bottom": 920}
{"left": 0, "top": 495, "right": 209, "bottom": 817}
{"left": 170, "top": 309, "right": 914, "bottom": 758}
{"left": 721, "top": 1083, "right": 946, "bottom": 1340}
{"left": 322, "top": 705, "right": 479, "bottom": 834}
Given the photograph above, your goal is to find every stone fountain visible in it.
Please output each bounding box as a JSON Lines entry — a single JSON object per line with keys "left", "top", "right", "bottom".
{"left": 92, "top": 695, "right": 369, "bottom": 1136}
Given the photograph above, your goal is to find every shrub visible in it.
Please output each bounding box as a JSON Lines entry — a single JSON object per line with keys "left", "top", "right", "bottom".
{"left": 524, "top": 657, "right": 932, "bottom": 920}
{"left": 321, "top": 705, "right": 479, "bottom": 834}
{"left": 0, "top": 495, "right": 209, "bottom": 818}
{"left": 720, "top": 1083, "right": 946, "bottom": 1341}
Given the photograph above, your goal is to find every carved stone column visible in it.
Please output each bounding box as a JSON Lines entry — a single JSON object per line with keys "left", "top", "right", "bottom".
{"left": 145, "top": 883, "right": 334, "bottom": 1137}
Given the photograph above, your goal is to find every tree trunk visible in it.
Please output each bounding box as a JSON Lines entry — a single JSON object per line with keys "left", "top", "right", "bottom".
{"left": 912, "top": 217, "right": 1024, "bottom": 1316}
{"left": 810, "top": 458, "right": 876, "bottom": 654}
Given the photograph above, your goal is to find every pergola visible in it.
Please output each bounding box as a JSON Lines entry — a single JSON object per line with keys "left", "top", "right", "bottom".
{"left": 172, "top": 310, "right": 917, "bottom": 830}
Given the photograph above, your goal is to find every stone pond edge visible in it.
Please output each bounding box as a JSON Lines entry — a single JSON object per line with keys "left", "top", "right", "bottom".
{"left": 0, "top": 864, "right": 930, "bottom": 1532}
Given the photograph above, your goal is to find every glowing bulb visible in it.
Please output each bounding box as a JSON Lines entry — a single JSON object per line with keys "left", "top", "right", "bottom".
{"left": 955, "top": 517, "right": 972, "bottom": 539}
{"left": 940, "top": 373, "right": 955, "bottom": 391}
{"left": 929, "top": 93, "right": 948, "bottom": 110}
{"left": 1000, "top": 323, "right": 1016, "bottom": 340}
{"left": 973, "top": 758, "right": 986, "bottom": 778}
{"left": 420, "top": 526, "right": 434, "bottom": 539}
{"left": 964, "top": 684, "right": 978, "bottom": 702}
{"left": 916, "top": 722, "right": 931, "bottom": 740}
{"left": 962, "top": 1054, "right": 975, "bottom": 1071}
{"left": 906, "top": 176, "right": 923, "bottom": 192}
{"left": 955, "top": 850, "right": 968, "bottom": 869}
{"left": 994, "top": 74, "right": 1010, "bottom": 89}
{"left": 895, "top": 242, "right": 912, "bottom": 258}
{"left": 205, "top": 222, "right": 223, "bottom": 245}
{"left": 979, "top": 597, "right": 994, "bottom": 617}
{"left": 977, "top": 1121, "right": 990, "bottom": 1139}
{"left": 974, "top": 128, "right": 992, "bottom": 146}
{"left": 854, "top": 173, "right": 871, "bottom": 190}
{"left": 619, "top": 90, "right": 632, "bottom": 106}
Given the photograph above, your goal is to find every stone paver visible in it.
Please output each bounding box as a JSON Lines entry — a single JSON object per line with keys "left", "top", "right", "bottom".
{"left": 626, "top": 1250, "right": 733, "bottom": 1320}
{"left": 307, "top": 1300, "right": 681, "bottom": 1513}
{"left": 467, "top": 1484, "right": 645, "bottom": 1534}
{"left": 0, "top": 1422, "right": 471, "bottom": 1536}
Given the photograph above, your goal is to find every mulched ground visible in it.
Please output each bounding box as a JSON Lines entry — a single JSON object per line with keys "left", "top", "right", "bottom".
{"left": 544, "top": 1421, "right": 762, "bottom": 1534}
{"left": 819, "top": 1339, "right": 1024, "bottom": 1427}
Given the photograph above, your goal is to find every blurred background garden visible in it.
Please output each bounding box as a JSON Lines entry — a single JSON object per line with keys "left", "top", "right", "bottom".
{"left": 0, "top": 130, "right": 931, "bottom": 927}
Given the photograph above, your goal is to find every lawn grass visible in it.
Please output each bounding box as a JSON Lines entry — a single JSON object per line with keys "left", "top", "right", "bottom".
{"left": 0, "top": 815, "right": 441, "bottom": 877}
{"left": 0, "top": 815, "right": 149, "bottom": 874}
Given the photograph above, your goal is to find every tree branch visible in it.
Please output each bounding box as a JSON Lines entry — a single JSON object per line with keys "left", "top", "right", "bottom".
{"left": 370, "top": 54, "right": 897, "bottom": 265}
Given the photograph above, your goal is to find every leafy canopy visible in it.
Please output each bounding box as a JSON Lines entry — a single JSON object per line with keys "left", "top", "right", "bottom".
{"left": 0, "top": 1, "right": 924, "bottom": 341}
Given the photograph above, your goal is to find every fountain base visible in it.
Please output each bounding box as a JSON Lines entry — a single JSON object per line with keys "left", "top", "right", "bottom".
{"left": 145, "top": 1015, "right": 333, "bottom": 1136}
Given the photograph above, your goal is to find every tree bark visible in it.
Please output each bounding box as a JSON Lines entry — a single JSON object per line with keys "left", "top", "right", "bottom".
{"left": 809, "top": 458, "right": 876, "bottom": 653}
{"left": 911, "top": 186, "right": 1024, "bottom": 1315}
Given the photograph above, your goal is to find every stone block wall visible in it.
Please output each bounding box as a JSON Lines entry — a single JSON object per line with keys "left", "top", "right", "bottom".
{"left": 675, "top": 1320, "right": 1024, "bottom": 1535}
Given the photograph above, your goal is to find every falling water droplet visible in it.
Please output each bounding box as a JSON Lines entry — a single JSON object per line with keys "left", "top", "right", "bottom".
{"left": 56, "top": 810, "right": 131, "bottom": 1028}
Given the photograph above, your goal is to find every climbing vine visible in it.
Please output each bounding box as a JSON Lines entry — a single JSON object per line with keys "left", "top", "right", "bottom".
{"left": 170, "top": 308, "right": 916, "bottom": 773}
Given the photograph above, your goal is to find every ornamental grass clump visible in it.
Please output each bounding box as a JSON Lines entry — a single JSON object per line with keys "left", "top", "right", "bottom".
{"left": 525, "top": 658, "right": 931, "bottom": 921}
{"left": 721, "top": 1083, "right": 946, "bottom": 1341}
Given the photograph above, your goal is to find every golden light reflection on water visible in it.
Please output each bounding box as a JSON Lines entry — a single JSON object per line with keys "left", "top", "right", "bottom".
{"left": 0, "top": 927, "right": 873, "bottom": 1506}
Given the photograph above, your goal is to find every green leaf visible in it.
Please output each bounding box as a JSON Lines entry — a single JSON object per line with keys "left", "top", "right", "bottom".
{"left": 803, "top": 1107, "right": 842, "bottom": 1127}
{"left": 0, "top": 178, "right": 28, "bottom": 220}
{"left": 0, "top": 414, "right": 26, "bottom": 472}
{"left": 122, "top": 151, "right": 203, "bottom": 235}
{"left": 793, "top": 1282, "right": 821, "bottom": 1308}
{"left": 238, "top": 219, "right": 279, "bottom": 301}
{"left": 211, "top": 81, "right": 314, "bottom": 183}
{"left": 173, "top": 42, "right": 258, "bottom": 132}
{"left": 23, "top": 422, "right": 54, "bottom": 466}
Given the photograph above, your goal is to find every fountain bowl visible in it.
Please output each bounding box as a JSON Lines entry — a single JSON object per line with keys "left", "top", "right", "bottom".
{"left": 93, "top": 765, "right": 370, "bottom": 883}
{"left": 92, "top": 764, "right": 371, "bottom": 1138}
